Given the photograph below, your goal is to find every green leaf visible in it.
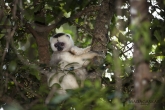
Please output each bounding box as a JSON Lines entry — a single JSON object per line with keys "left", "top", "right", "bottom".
{"left": 0, "top": 34, "right": 4, "bottom": 39}
{"left": 8, "top": 61, "right": 17, "bottom": 72}
{"left": 30, "top": 68, "right": 40, "bottom": 80}
{"left": 59, "top": 75, "right": 65, "bottom": 83}
{"left": 45, "top": 14, "right": 54, "bottom": 23}
{"left": 105, "top": 54, "right": 112, "bottom": 64}
{"left": 51, "top": 94, "right": 70, "bottom": 104}
{"left": 31, "top": 104, "right": 47, "bottom": 110}
{"left": 154, "top": 30, "right": 161, "bottom": 42}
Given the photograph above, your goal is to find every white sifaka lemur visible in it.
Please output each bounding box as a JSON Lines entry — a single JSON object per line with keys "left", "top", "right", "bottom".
{"left": 45, "top": 33, "right": 103, "bottom": 104}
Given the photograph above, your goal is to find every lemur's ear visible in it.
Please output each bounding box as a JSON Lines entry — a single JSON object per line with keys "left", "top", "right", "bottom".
{"left": 66, "top": 34, "right": 71, "bottom": 39}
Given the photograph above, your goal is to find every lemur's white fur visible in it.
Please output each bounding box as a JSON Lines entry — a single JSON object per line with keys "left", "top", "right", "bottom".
{"left": 49, "top": 33, "right": 91, "bottom": 55}
{"left": 49, "top": 34, "right": 74, "bottom": 52}
{"left": 45, "top": 33, "right": 103, "bottom": 104}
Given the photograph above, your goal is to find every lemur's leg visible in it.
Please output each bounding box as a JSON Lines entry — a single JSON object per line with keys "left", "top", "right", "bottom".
{"left": 70, "top": 46, "right": 91, "bottom": 55}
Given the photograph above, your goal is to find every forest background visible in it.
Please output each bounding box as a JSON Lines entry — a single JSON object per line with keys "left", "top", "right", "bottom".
{"left": 0, "top": 0, "right": 165, "bottom": 110}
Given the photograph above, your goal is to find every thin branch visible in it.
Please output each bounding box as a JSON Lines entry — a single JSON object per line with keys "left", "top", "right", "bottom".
{"left": 12, "top": 0, "right": 18, "bottom": 20}
{"left": 8, "top": 73, "right": 28, "bottom": 100}
{"left": 1, "top": 0, "right": 18, "bottom": 67}
{"left": 111, "top": 41, "right": 128, "bottom": 59}
{"left": 69, "top": 20, "right": 93, "bottom": 36}
{"left": 1, "top": 25, "right": 17, "bottom": 69}
{"left": 68, "top": 5, "right": 100, "bottom": 35}
{"left": 10, "top": 38, "right": 50, "bottom": 77}
{"left": 10, "top": 38, "right": 38, "bottom": 68}
{"left": 121, "top": 44, "right": 134, "bottom": 56}
{"left": 29, "top": 13, "right": 63, "bottom": 33}
{"left": 4, "top": 72, "right": 9, "bottom": 92}
{"left": 25, "top": 23, "right": 38, "bottom": 38}
{"left": 24, "top": 99, "right": 40, "bottom": 110}
{"left": 0, "top": 25, "right": 13, "bottom": 29}
{"left": 71, "top": 5, "right": 100, "bottom": 19}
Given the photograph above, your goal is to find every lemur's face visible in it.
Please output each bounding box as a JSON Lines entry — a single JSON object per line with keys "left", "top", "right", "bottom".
{"left": 50, "top": 33, "right": 74, "bottom": 52}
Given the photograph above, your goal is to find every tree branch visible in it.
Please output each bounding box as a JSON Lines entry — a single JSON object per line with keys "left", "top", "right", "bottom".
{"left": 25, "top": 23, "right": 38, "bottom": 38}
{"left": 1, "top": 25, "right": 17, "bottom": 69}
{"left": 71, "top": 5, "right": 100, "bottom": 19}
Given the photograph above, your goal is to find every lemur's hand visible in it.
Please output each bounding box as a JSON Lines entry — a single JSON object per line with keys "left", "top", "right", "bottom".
{"left": 93, "top": 51, "right": 106, "bottom": 58}
{"left": 70, "top": 46, "right": 91, "bottom": 55}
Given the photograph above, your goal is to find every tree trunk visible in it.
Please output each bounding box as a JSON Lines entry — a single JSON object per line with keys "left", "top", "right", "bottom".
{"left": 92, "top": 0, "right": 115, "bottom": 53}
{"left": 130, "top": 0, "right": 152, "bottom": 110}
{"left": 35, "top": 31, "right": 50, "bottom": 64}
{"left": 91, "top": 0, "right": 115, "bottom": 80}
{"left": 32, "top": 1, "right": 50, "bottom": 64}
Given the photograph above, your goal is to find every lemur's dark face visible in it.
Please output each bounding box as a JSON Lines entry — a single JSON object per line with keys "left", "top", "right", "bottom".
{"left": 50, "top": 33, "right": 74, "bottom": 52}
{"left": 54, "top": 42, "right": 65, "bottom": 51}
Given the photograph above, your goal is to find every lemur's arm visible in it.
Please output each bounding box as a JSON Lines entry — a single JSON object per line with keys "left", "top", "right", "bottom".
{"left": 70, "top": 46, "right": 91, "bottom": 55}
{"left": 49, "top": 52, "right": 61, "bottom": 67}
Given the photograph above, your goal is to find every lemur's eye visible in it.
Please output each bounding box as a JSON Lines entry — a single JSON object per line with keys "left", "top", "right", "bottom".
{"left": 55, "top": 42, "right": 64, "bottom": 47}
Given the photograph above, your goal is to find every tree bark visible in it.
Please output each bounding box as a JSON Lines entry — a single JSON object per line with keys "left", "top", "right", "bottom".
{"left": 35, "top": 31, "right": 50, "bottom": 64}
{"left": 90, "top": 0, "right": 115, "bottom": 82}
{"left": 130, "top": 0, "right": 152, "bottom": 110}
{"left": 92, "top": 0, "right": 115, "bottom": 53}
{"left": 30, "top": 1, "right": 50, "bottom": 64}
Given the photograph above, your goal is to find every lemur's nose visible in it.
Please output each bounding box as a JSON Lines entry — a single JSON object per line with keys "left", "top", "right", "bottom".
{"left": 54, "top": 42, "right": 65, "bottom": 51}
